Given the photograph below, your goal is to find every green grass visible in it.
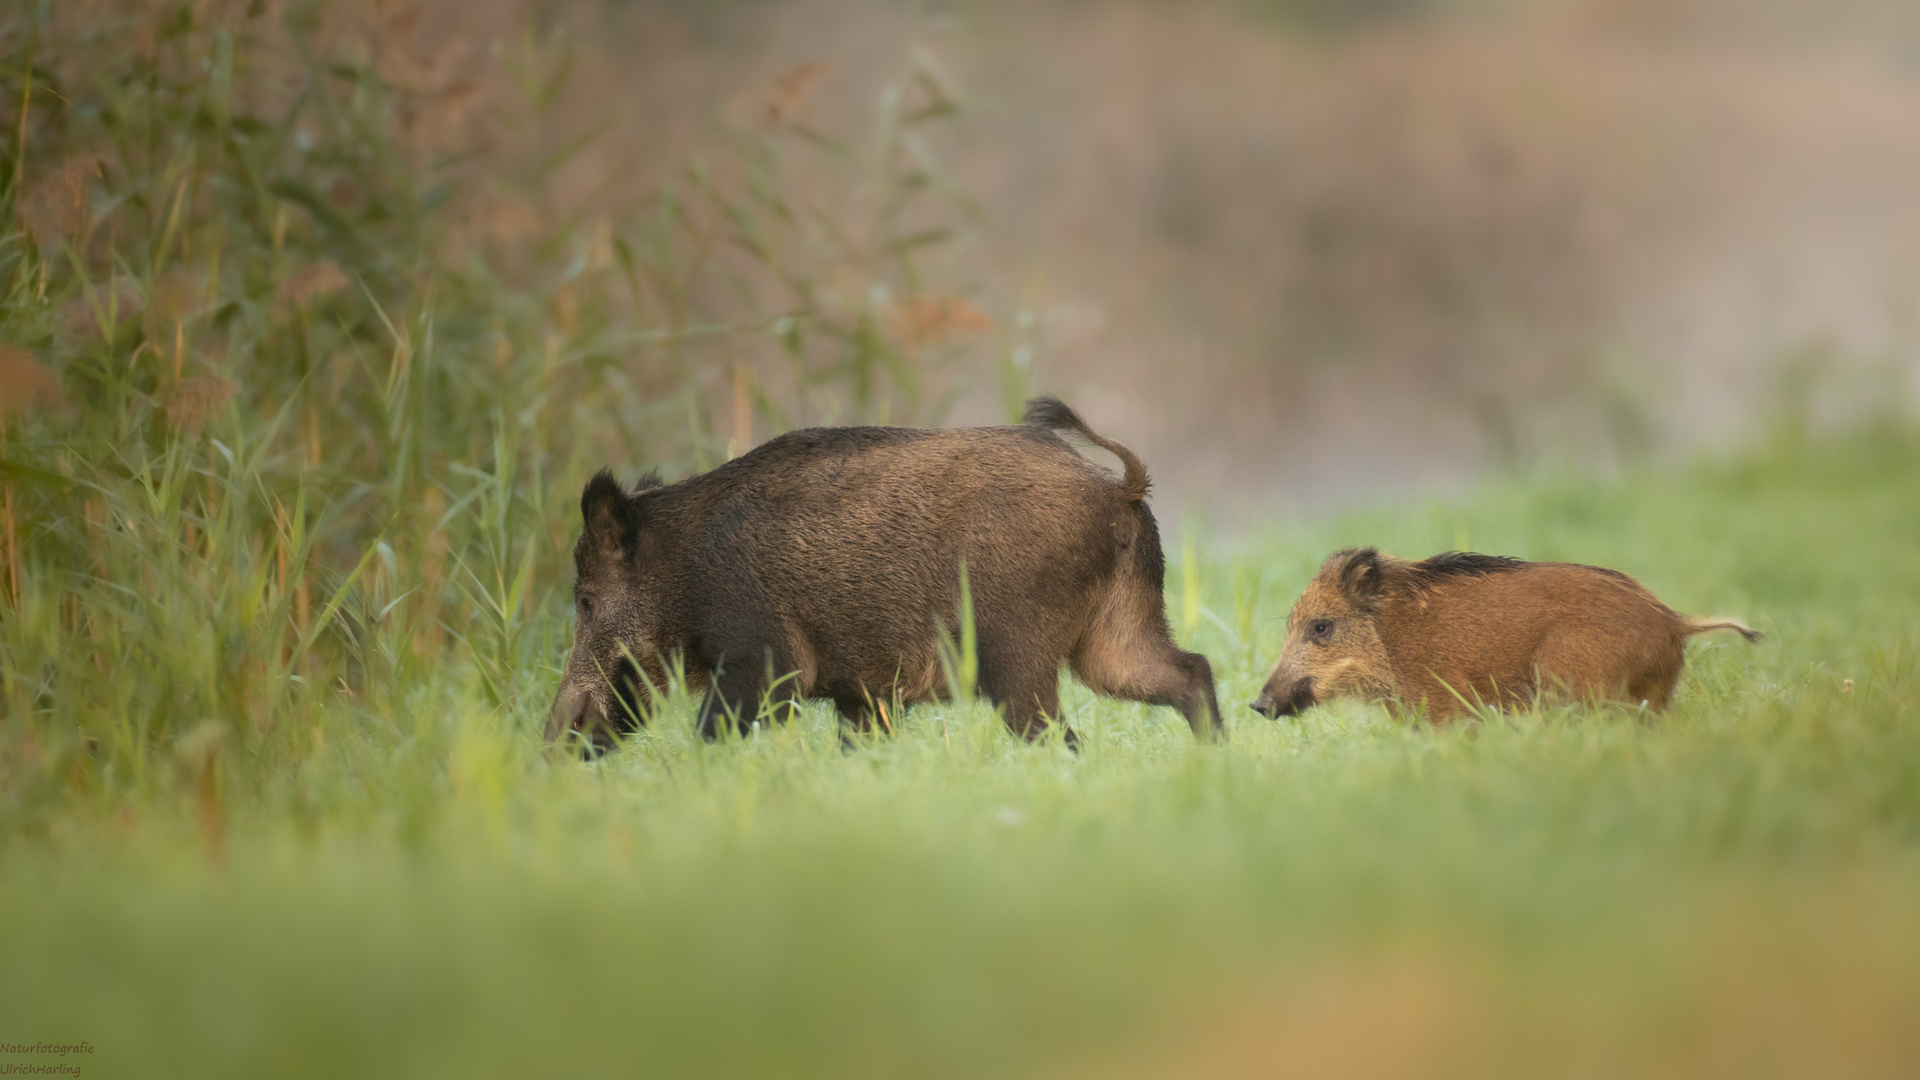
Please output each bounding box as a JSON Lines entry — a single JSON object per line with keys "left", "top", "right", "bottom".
{"left": 4, "top": 428, "right": 1919, "bottom": 1079}
{"left": 5, "top": 5, "right": 1920, "bottom": 1078}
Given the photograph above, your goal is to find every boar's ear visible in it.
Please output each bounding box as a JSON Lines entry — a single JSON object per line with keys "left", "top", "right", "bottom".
{"left": 579, "top": 469, "right": 640, "bottom": 565}
{"left": 1334, "top": 547, "right": 1388, "bottom": 612}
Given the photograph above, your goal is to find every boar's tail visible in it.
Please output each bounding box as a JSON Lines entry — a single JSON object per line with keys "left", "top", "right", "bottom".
{"left": 1683, "top": 616, "right": 1763, "bottom": 643}
{"left": 1023, "top": 396, "right": 1150, "bottom": 503}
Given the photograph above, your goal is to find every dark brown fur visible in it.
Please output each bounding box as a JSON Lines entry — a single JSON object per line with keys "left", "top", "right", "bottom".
{"left": 546, "top": 398, "right": 1221, "bottom": 752}
{"left": 1250, "top": 548, "right": 1761, "bottom": 720}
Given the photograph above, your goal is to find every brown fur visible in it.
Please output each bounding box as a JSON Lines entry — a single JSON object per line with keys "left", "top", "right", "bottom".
{"left": 546, "top": 398, "right": 1221, "bottom": 753}
{"left": 1250, "top": 548, "right": 1761, "bottom": 720}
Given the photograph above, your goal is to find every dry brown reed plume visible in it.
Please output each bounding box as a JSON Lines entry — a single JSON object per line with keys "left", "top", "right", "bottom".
{"left": 144, "top": 267, "right": 205, "bottom": 334}
{"left": 276, "top": 260, "right": 352, "bottom": 311}
{"left": 15, "top": 154, "right": 103, "bottom": 249}
{"left": 0, "top": 345, "right": 65, "bottom": 413}
{"left": 162, "top": 377, "right": 241, "bottom": 434}
{"left": 886, "top": 296, "right": 992, "bottom": 350}
{"left": 746, "top": 61, "right": 835, "bottom": 127}
{"left": 340, "top": 0, "right": 488, "bottom": 153}
{"left": 58, "top": 277, "right": 145, "bottom": 341}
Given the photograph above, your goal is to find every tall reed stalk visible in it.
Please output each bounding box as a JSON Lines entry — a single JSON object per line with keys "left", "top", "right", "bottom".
{"left": 0, "top": 1, "right": 998, "bottom": 822}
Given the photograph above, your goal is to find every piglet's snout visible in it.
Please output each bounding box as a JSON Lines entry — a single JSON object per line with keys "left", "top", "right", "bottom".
{"left": 1251, "top": 677, "right": 1315, "bottom": 719}
{"left": 1249, "top": 689, "right": 1279, "bottom": 719}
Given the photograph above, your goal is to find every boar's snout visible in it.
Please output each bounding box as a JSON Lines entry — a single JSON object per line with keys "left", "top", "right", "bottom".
{"left": 1250, "top": 677, "right": 1316, "bottom": 719}
{"left": 544, "top": 679, "right": 594, "bottom": 745}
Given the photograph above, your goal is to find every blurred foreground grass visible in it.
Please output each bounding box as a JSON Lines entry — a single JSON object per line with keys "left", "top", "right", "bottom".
{"left": 4, "top": 5, "right": 1920, "bottom": 1077}
{"left": 4, "top": 427, "right": 1919, "bottom": 1079}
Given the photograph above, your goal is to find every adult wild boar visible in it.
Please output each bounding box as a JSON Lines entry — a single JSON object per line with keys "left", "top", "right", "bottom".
{"left": 546, "top": 397, "right": 1222, "bottom": 751}
{"left": 1250, "top": 548, "right": 1761, "bottom": 720}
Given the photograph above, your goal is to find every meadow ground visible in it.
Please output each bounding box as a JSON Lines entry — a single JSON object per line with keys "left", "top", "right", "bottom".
{"left": 3, "top": 424, "right": 1917, "bottom": 1080}
{"left": 4, "top": 6, "right": 1919, "bottom": 1075}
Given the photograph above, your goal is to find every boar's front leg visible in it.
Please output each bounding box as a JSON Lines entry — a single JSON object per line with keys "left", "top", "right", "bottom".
{"left": 830, "top": 693, "right": 884, "bottom": 752}
{"left": 695, "top": 633, "right": 796, "bottom": 740}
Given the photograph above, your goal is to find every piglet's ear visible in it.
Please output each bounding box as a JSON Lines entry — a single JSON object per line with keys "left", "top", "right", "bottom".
{"left": 579, "top": 469, "right": 640, "bottom": 565}
{"left": 1335, "top": 547, "right": 1387, "bottom": 611}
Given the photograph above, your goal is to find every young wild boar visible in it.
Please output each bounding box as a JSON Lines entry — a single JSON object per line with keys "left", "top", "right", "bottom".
{"left": 545, "top": 397, "right": 1222, "bottom": 752}
{"left": 1250, "top": 548, "right": 1761, "bottom": 720}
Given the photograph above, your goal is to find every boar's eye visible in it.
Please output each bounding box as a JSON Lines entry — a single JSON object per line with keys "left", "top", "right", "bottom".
{"left": 577, "top": 595, "right": 593, "bottom": 621}
{"left": 1308, "top": 618, "right": 1334, "bottom": 641}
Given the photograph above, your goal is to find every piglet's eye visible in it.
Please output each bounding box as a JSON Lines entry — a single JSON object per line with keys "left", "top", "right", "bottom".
{"left": 1310, "top": 619, "right": 1333, "bottom": 638}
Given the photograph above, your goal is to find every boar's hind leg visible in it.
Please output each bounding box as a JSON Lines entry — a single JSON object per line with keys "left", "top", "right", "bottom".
{"left": 1073, "top": 628, "right": 1223, "bottom": 741}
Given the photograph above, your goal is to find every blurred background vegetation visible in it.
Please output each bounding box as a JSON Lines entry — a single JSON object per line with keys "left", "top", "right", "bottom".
{"left": 382, "top": 0, "right": 1920, "bottom": 518}
{"left": 2, "top": 1, "right": 1918, "bottom": 1077}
